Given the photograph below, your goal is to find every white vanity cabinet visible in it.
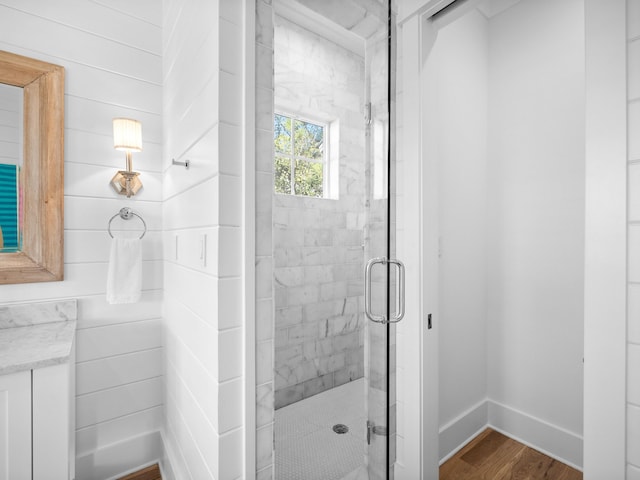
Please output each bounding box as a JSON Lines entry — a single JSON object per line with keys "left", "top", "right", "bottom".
{"left": 0, "top": 370, "right": 31, "bottom": 480}
{"left": 0, "top": 358, "right": 75, "bottom": 480}
{"left": 0, "top": 300, "right": 77, "bottom": 480}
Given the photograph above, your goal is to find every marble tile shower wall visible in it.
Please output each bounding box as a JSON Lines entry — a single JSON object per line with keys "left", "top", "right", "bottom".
{"left": 273, "top": 15, "right": 367, "bottom": 409}
{"left": 255, "top": 0, "right": 276, "bottom": 477}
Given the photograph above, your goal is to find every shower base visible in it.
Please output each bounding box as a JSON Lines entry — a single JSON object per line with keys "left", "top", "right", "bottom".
{"left": 275, "top": 378, "right": 367, "bottom": 480}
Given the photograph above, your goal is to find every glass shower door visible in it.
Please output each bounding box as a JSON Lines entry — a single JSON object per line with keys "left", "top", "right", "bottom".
{"left": 364, "top": 2, "right": 400, "bottom": 479}
{"left": 271, "top": 1, "right": 398, "bottom": 478}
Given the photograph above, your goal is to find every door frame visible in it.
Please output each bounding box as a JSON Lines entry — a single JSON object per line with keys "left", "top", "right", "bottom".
{"left": 583, "top": 0, "right": 627, "bottom": 477}
{"left": 396, "top": 0, "right": 628, "bottom": 478}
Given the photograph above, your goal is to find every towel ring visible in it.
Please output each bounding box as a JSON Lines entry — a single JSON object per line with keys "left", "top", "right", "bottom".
{"left": 108, "top": 207, "right": 147, "bottom": 239}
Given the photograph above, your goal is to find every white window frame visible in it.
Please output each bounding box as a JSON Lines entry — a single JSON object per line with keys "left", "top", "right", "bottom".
{"left": 274, "top": 111, "right": 331, "bottom": 198}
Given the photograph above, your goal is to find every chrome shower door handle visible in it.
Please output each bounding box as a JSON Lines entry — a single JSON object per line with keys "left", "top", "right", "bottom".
{"left": 364, "top": 257, "right": 406, "bottom": 324}
{"left": 365, "top": 257, "right": 387, "bottom": 324}
{"left": 387, "top": 258, "right": 405, "bottom": 323}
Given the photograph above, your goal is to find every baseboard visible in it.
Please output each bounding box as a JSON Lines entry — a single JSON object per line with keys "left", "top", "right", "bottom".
{"left": 488, "top": 399, "right": 583, "bottom": 470}
{"left": 628, "top": 463, "right": 640, "bottom": 480}
{"left": 439, "top": 399, "right": 488, "bottom": 463}
{"left": 75, "top": 430, "right": 163, "bottom": 480}
{"left": 158, "top": 429, "right": 176, "bottom": 480}
{"left": 437, "top": 398, "right": 583, "bottom": 471}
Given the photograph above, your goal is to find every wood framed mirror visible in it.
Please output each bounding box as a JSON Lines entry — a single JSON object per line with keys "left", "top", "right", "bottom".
{"left": 0, "top": 50, "right": 64, "bottom": 284}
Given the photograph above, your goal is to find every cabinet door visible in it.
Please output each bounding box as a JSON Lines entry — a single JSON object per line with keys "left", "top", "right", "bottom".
{"left": 33, "top": 363, "right": 72, "bottom": 480}
{"left": 0, "top": 371, "right": 31, "bottom": 480}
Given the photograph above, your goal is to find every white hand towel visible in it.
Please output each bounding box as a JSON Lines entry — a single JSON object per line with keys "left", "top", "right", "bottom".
{"left": 106, "top": 237, "right": 142, "bottom": 304}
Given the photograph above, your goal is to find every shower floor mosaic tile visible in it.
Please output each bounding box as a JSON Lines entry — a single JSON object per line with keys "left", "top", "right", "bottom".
{"left": 275, "top": 378, "right": 367, "bottom": 480}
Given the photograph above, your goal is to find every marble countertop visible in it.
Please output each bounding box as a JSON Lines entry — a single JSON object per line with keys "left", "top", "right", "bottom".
{"left": 0, "top": 320, "right": 76, "bottom": 375}
{"left": 0, "top": 300, "right": 77, "bottom": 375}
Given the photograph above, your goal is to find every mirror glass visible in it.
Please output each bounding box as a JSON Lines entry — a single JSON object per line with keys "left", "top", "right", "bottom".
{"left": 0, "top": 83, "right": 22, "bottom": 253}
{"left": 0, "top": 49, "right": 64, "bottom": 285}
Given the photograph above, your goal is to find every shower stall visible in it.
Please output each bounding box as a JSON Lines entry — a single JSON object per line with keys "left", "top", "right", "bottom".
{"left": 255, "top": 0, "right": 401, "bottom": 479}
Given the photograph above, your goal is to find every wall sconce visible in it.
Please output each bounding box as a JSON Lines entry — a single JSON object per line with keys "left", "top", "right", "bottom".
{"left": 111, "top": 118, "right": 143, "bottom": 198}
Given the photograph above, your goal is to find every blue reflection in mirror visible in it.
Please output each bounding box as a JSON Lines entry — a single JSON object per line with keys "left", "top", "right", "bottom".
{"left": 0, "top": 163, "right": 19, "bottom": 252}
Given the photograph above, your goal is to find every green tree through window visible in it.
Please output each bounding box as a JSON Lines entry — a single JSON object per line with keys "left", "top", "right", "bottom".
{"left": 274, "top": 113, "right": 325, "bottom": 197}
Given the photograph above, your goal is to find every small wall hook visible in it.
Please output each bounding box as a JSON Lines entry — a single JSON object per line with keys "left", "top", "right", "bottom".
{"left": 172, "top": 158, "right": 190, "bottom": 170}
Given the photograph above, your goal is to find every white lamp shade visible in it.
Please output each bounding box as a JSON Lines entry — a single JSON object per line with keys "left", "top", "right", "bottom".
{"left": 113, "top": 118, "right": 142, "bottom": 152}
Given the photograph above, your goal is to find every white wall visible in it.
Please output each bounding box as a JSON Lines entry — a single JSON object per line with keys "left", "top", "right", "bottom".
{"left": 432, "top": 9, "right": 489, "bottom": 459}
{"left": 486, "top": 0, "right": 584, "bottom": 462}
{"left": 161, "top": 1, "right": 245, "bottom": 479}
{"left": 0, "top": 1, "right": 164, "bottom": 478}
{"left": 427, "top": 0, "right": 585, "bottom": 467}
{"left": 627, "top": 0, "right": 640, "bottom": 477}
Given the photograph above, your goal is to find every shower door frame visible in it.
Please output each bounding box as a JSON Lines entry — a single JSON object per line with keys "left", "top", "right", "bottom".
{"left": 247, "top": 1, "right": 405, "bottom": 478}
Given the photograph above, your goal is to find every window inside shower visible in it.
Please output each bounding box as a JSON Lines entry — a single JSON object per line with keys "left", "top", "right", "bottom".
{"left": 274, "top": 113, "right": 328, "bottom": 198}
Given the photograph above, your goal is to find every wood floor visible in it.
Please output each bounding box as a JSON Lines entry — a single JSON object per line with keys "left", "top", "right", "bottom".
{"left": 440, "top": 429, "right": 583, "bottom": 480}
{"left": 116, "top": 430, "right": 579, "bottom": 480}
{"left": 117, "top": 464, "right": 162, "bottom": 480}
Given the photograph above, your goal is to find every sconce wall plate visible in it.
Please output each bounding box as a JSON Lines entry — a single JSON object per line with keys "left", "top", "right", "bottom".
{"left": 111, "top": 170, "right": 142, "bottom": 198}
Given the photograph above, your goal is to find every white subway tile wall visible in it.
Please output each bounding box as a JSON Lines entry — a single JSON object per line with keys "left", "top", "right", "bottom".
{"left": 630, "top": 0, "right": 640, "bottom": 475}
{"left": 273, "top": 14, "right": 367, "bottom": 409}
{"left": 0, "top": 1, "right": 163, "bottom": 478}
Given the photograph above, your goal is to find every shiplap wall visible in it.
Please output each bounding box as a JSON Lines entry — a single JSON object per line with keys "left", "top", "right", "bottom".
{"left": 162, "top": 1, "right": 245, "bottom": 478}
{"left": 0, "top": 1, "right": 164, "bottom": 478}
{"left": 628, "top": 1, "right": 640, "bottom": 478}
